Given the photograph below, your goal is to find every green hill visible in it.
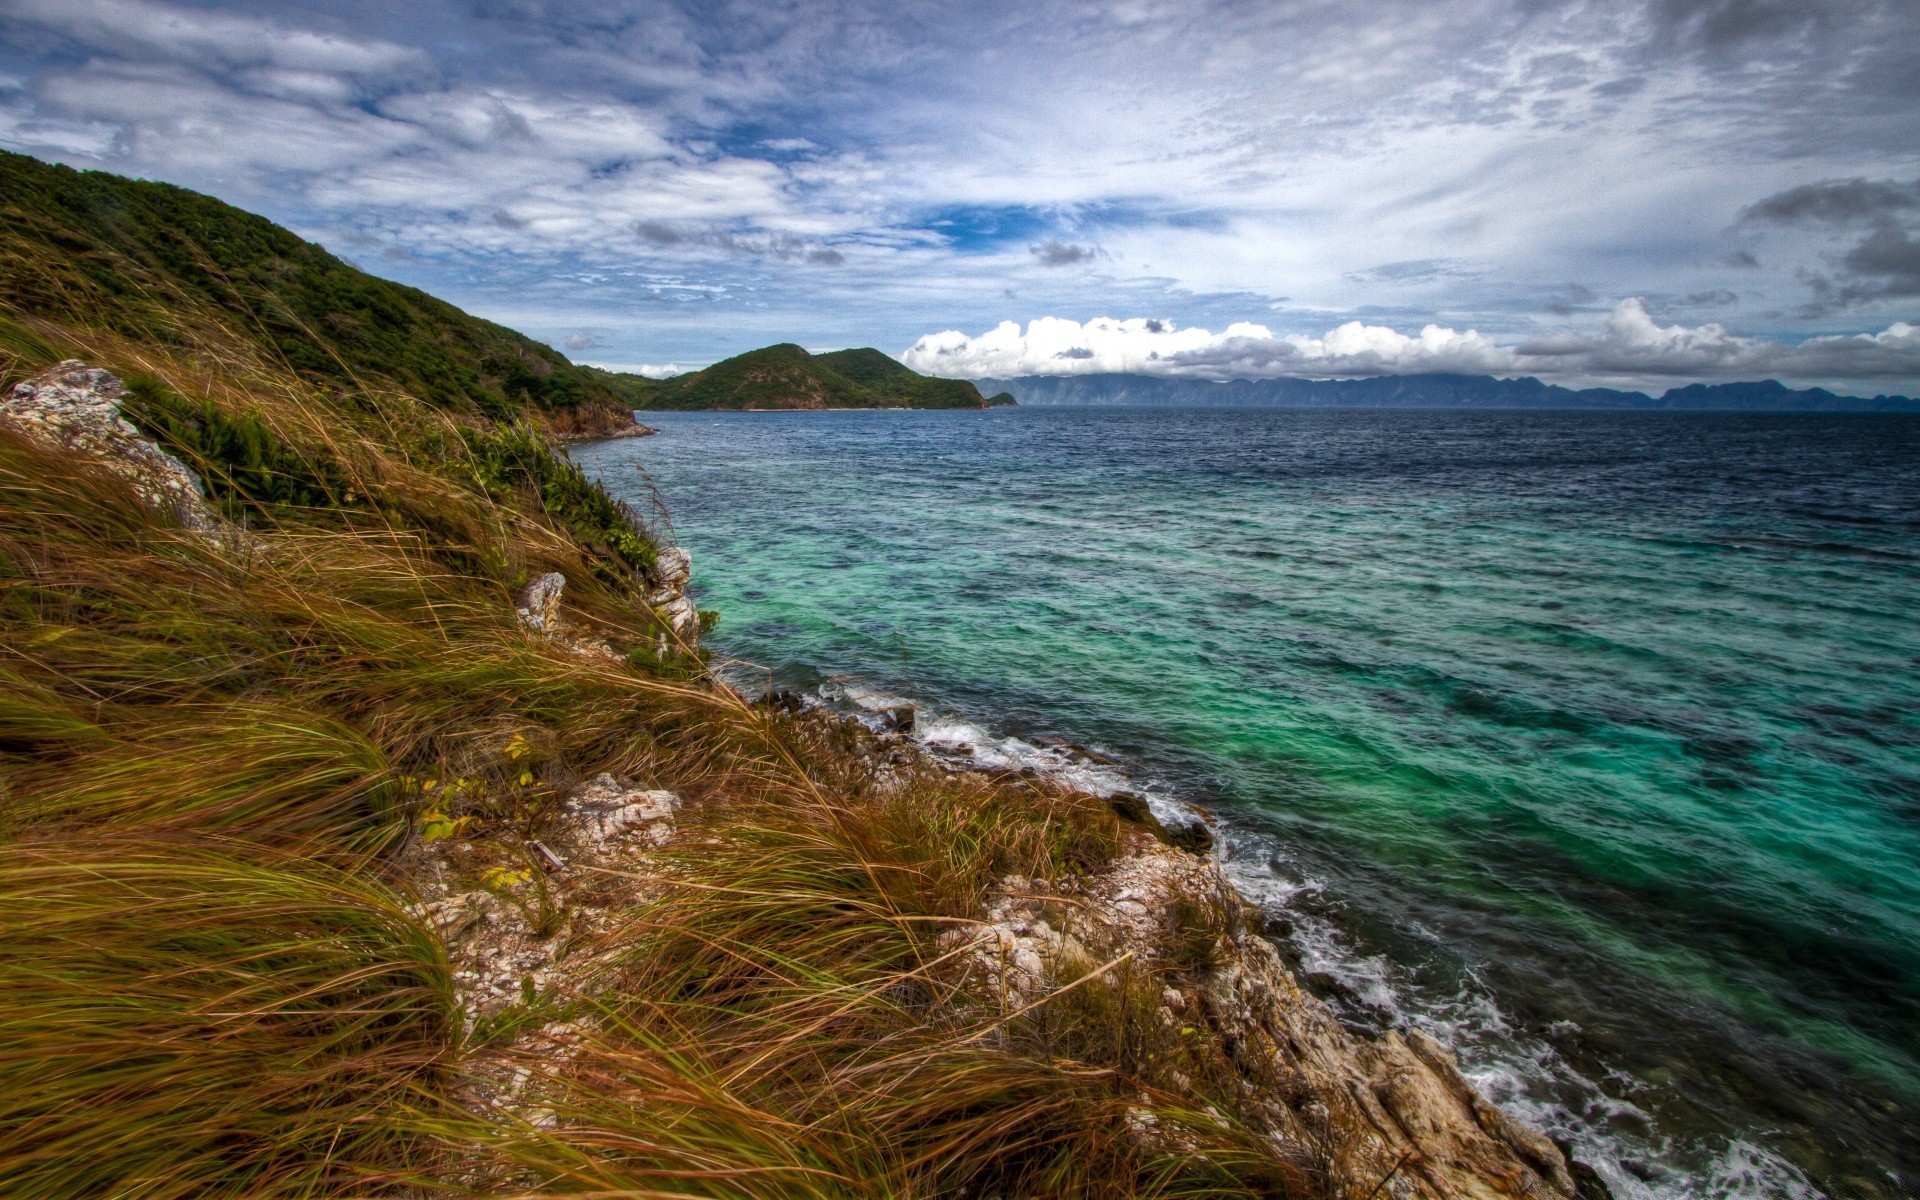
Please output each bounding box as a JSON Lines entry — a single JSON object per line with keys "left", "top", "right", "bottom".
{"left": 626, "top": 342, "right": 1016, "bottom": 410}
{"left": 0, "top": 150, "right": 642, "bottom": 439}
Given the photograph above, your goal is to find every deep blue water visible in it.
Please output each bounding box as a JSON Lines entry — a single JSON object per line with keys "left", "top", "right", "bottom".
{"left": 576, "top": 407, "right": 1920, "bottom": 1199}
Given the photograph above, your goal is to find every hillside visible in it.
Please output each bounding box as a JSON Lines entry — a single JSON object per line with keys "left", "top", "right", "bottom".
{"left": 979, "top": 371, "right": 1920, "bottom": 410}
{"left": 0, "top": 150, "right": 644, "bottom": 439}
{"left": 630, "top": 342, "right": 1016, "bottom": 410}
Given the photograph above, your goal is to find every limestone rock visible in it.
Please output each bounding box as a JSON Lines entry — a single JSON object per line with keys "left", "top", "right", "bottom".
{"left": 559, "top": 773, "right": 679, "bottom": 854}
{"left": 2, "top": 360, "right": 220, "bottom": 531}
{"left": 643, "top": 547, "right": 698, "bottom": 638}
{"left": 960, "top": 843, "right": 1576, "bottom": 1200}
{"left": 516, "top": 572, "right": 567, "bottom": 634}
{"left": 651, "top": 546, "right": 691, "bottom": 589}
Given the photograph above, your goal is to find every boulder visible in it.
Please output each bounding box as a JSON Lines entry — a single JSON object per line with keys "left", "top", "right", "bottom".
{"left": 651, "top": 547, "right": 691, "bottom": 589}
{"left": 2, "top": 360, "right": 220, "bottom": 531}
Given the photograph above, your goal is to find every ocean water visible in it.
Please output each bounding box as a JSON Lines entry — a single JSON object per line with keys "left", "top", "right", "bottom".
{"left": 574, "top": 407, "right": 1920, "bottom": 1199}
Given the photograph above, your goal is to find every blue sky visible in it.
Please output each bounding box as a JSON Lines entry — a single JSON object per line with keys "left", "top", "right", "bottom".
{"left": 2, "top": 0, "right": 1917, "bottom": 391}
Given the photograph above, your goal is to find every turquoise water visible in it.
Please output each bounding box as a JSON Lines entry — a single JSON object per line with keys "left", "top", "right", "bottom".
{"left": 575, "top": 407, "right": 1920, "bottom": 1198}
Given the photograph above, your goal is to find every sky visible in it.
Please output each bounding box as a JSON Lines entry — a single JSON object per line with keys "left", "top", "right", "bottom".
{"left": 2, "top": 0, "right": 1918, "bottom": 394}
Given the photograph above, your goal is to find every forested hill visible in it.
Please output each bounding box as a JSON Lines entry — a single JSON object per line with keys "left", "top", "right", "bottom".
{"left": 0, "top": 149, "right": 640, "bottom": 438}
{"left": 620, "top": 343, "right": 1017, "bottom": 410}
{"left": 977, "top": 371, "right": 1920, "bottom": 411}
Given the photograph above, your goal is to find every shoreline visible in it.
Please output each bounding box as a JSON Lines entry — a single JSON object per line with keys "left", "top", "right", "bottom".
{"left": 733, "top": 673, "right": 1609, "bottom": 1191}
{"left": 767, "top": 673, "right": 1833, "bottom": 1200}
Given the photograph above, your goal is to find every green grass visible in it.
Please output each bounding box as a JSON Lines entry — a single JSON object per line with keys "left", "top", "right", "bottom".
{"left": 0, "top": 840, "right": 454, "bottom": 1200}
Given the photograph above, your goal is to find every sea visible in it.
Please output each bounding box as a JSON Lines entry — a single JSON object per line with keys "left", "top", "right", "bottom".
{"left": 573, "top": 407, "right": 1920, "bottom": 1199}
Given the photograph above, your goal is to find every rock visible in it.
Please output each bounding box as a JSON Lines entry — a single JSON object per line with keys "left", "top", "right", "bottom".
{"left": 1107, "top": 790, "right": 1215, "bottom": 856}
{"left": 641, "top": 547, "right": 698, "bottom": 639}
{"left": 659, "top": 594, "right": 698, "bottom": 637}
{"left": 651, "top": 547, "right": 691, "bottom": 590}
{"left": 1109, "top": 791, "right": 1156, "bottom": 826}
{"left": 516, "top": 572, "right": 567, "bottom": 634}
{"left": 1160, "top": 813, "right": 1214, "bottom": 855}
{"left": 967, "top": 843, "right": 1576, "bottom": 1200}
{"left": 1, "top": 360, "right": 220, "bottom": 531}
{"left": 881, "top": 705, "right": 915, "bottom": 733}
{"left": 560, "top": 773, "right": 679, "bottom": 854}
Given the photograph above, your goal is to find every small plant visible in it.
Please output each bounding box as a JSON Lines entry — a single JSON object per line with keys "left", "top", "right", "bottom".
{"left": 479, "top": 850, "right": 564, "bottom": 938}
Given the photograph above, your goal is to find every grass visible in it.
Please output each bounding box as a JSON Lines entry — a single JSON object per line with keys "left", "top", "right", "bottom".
{"left": 1, "top": 407, "right": 1316, "bottom": 1194}
{"left": 0, "top": 838, "right": 454, "bottom": 1200}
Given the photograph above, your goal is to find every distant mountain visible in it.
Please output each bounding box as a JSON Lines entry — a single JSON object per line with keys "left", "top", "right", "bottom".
{"left": 622, "top": 344, "right": 1016, "bottom": 411}
{"left": 974, "top": 372, "right": 1920, "bottom": 412}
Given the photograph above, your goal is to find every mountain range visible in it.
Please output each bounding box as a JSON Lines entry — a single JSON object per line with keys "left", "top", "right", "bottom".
{"left": 974, "top": 372, "right": 1920, "bottom": 412}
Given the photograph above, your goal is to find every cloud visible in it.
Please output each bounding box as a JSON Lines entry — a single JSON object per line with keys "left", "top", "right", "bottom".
{"left": 904, "top": 301, "right": 1920, "bottom": 386}
{"left": 1838, "top": 226, "right": 1920, "bottom": 297}
{"left": 1030, "top": 240, "right": 1100, "bottom": 267}
{"left": 1, "top": 0, "right": 1913, "bottom": 379}
{"left": 903, "top": 314, "right": 1514, "bottom": 380}
{"left": 1739, "top": 178, "right": 1920, "bottom": 226}
{"left": 564, "top": 332, "right": 606, "bottom": 350}
{"left": 1346, "top": 259, "right": 1481, "bottom": 285}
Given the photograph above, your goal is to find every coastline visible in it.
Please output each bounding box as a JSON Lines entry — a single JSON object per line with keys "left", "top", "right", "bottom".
{"left": 742, "top": 676, "right": 1597, "bottom": 1200}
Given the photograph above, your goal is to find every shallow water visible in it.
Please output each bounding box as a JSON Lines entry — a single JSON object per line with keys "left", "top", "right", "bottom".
{"left": 576, "top": 407, "right": 1920, "bottom": 1199}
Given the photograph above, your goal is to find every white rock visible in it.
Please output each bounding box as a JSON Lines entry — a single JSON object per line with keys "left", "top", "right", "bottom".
{"left": 563, "top": 772, "right": 680, "bottom": 851}
{"left": 651, "top": 546, "right": 691, "bottom": 589}
{"left": 1, "top": 360, "right": 220, "bottom": 531}
{"left": 660, "top": 594, "right": 698, "bottom": 636}
{"left": 516, "top": 571, "right": 567, "bottom": 634}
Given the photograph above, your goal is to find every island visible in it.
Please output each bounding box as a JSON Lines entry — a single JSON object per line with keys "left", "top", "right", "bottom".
{"left": 593, "top": 343, "right": 1018, "bottom": 410}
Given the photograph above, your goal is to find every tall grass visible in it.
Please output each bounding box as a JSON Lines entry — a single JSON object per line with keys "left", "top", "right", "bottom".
{"left": 0, "top": 839, "right": 453, "bottom": 1199}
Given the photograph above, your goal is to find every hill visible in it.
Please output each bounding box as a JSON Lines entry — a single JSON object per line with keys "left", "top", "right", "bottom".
{"left": 0, "top": 150, "right": 644, "bottom": 439}
{"left": 629, "top": 342, "right": 1016, "bottom": 410}
{"left": 977, "top": 371, "right": 1920, "bottom": 411}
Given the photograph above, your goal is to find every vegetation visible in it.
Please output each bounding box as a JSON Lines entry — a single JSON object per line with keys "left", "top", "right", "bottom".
{"left": 0, "top": 150, "right": 641, "bottom": 436}
{"left": 0, "top": 150, "right": 1308, "bottom": 1199}
{"left": 621, "top": 342, "right": 1017, "bottom": 410}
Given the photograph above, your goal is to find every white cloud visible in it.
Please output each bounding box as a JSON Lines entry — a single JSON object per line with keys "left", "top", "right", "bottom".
{"left": 8, "top": 0, "right": 423, "bottom": 78}
{"left": 904, "top": 301, "right": 1920, "bottom": 388}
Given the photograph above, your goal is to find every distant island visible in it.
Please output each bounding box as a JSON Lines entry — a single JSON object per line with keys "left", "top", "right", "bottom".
{"left": 975, "top": 372, "right": 1920, "bottom": 412}
{"left": 598, "top": 344, "right": 1017, "bottom": 411}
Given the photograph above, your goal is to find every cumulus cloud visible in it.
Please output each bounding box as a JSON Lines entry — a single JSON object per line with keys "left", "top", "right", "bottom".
{"left": 904, "top": 300, "right": 1920, "bottom": 386}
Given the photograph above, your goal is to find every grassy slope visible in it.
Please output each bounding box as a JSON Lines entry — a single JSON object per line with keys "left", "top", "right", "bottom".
{"left": 0, "top": 150, "right": 641, "bottom": 438}
{"left": 0, "top": 152, "right": 1301, "bottom": 1199}
{"left": 629, "top": 342, "right": 1010, "bottom": 410}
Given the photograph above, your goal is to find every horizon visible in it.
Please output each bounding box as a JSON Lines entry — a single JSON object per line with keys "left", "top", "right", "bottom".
{"left": 3, "top": 1, "right": 1916, "bottom": 395}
